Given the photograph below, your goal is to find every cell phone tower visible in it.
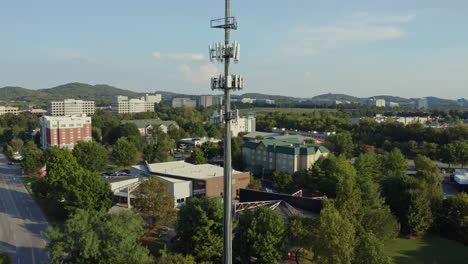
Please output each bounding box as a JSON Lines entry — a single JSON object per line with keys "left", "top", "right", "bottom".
{"left": 208, "top": 0, "right": 243, "bottom": 263}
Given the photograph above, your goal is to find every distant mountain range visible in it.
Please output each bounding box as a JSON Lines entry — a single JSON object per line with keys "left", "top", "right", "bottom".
{"left": 0, "top": 82, "right": 465, "bottom": 108}
{"left": 0, "top": 83, "right": 141, "bottom": 106}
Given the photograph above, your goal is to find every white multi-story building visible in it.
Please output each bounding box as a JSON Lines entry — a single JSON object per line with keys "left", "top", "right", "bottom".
{"left": 112, "top": 94, "right": 161, "bottom": 115}
{"left": 241, "top": 98, "right": 256, "bottom": 104}
{"left": 171, "top": 98, "right": 197, "bottom": 108}
{"left": 417, "top": 97, "right": 429, "bottom": 109}
{"left": 40, "top": 114, "right": 92, "bottom": 150}
{"left": 0, "top": 106, "right": 19, "bottom": 115}
{"left": 376, "top": 99, "right": 386, "bottom": 107}
{"left": 48, "top": 99, "right": 95, "bottom": 116}
{"left": 199, "top": 95, "right": 223, "bottom": 107}
{"left": 367, "top": 98, "right": 386, "bottom": 107}
{"left": 210, "top": 109, "right": 256, "bottom": 137}
{"left": 257, "top": 99, "right": 275, "bottom": 105}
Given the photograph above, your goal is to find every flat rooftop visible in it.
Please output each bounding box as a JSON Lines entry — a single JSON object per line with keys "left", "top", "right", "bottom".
{"left": 147, "top": 161, "right": 243, "bottom": 180}
{"left": 157, "top": 175, "right": 190, "bottom": 183}
{"left": 104, "top": 176, "right": 139, "bottom": 183}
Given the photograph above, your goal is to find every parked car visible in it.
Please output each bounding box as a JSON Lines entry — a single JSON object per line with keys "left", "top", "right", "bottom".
{"left": 7, "top": 162, "right": 13, "bottom": 165}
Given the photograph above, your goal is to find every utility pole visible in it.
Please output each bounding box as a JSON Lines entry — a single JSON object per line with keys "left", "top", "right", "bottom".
{"left": 209, "top": 1, "right": 243, "bottom": 263}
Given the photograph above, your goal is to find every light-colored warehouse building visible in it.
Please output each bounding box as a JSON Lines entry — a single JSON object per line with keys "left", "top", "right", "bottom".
{"left": 242, "top": 138, "right": 330, "bottom": 174}
{"left": 130, "top": 161, "right": 250, "bottom": 208}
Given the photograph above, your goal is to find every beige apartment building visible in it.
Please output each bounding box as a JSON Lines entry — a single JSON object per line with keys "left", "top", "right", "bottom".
{"left": 0, "top": 106, "right": 19, "bottom": 115}
{"left": 242, "top": 138, "right": 330, "bottom": 174}
{"left": 48, "top": 99, "right": 95, "bottom": 116}
{"left": 112, "top": 94, "right": 161, "bottom": 115}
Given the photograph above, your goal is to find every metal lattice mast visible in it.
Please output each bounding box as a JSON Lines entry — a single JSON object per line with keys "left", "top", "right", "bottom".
{"left": 209, "top": 0, "right": 243, "bottom": 263}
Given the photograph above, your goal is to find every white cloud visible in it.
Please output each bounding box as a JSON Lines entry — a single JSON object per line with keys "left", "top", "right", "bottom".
{"left": 286, "top": 13, "right": 415, "bottom": 56}
{"left": 152, "top": 51, "right": 205, "bottom": 61}
{"left": 179, "top": 63, "right": 218, "bottom": 83}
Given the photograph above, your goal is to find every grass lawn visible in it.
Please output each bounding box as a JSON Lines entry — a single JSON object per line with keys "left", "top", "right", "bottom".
{"left": 384, "top": 236, "right": 468, "bottom": 264}
{"left": 239, "top": 107, "right": 337, "bottom": 114}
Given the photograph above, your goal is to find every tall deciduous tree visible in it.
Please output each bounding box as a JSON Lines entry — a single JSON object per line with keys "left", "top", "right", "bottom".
{"left": 353, "top": 232, "right": 391, "bottom": 264}
{"left": 112, "top": 137, "right": 138, "bottom": 167}
{"left": 201, "top": 141, "right": 221, "bottom": 159}
{"left": 312, "top": 198, "right": 355, "bottom": 264}
{"left": 414, "top": 154, "right": 443, "bottom": 213}
{"left": 132, "top": 177, "right": 176, "bottom": 227}
{"left": 108, "top": 123, "right": 141, "bottom": 144}
{"left": 186, "top": 148, "right": 207, "bottom": 165}
{"left": 438, "top": 193, "right": 468, "bottom": 244}
{"left": 273, "top": 170, "right": 293, "bottom": 193}
{"left": 354, "top": 152, "right": 382, "bottom": 181}
{"left": 236, "top": 206, "right": 287, "bottom": 264}
{"left": 46, "top": 209, "right": 152, "bottom": 264}
{"left": 72, "top": 140, "right": 109, "bottom": 172}
{"left": 407, "top": 190, "right": 433, "bottom": 237}
{"left": 328, "top": 131, "right": 354, "bottom": 158}
{"left": 381, "top": 148, "right": 408, "bottom": 177}
{"left": 335, "top": 170, "right": 362, "bottom": 222}
{"left": 21, "top": 142, "right": 43, "bottom": 173}
{"left": 9, "top": 138, "right": 24, "bottom": 152}
{"left": 176, "top": 197, "right": 223, "bottom": 263}
{"left": 38, "top": 148, "right": 113, "bottom": 217}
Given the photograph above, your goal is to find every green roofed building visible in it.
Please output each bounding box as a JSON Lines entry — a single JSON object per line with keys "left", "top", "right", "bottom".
{"left": 120, "top": 119, "right": 178, "bottom": 138}
{"left": 242, "top": 138, "right": 330, "bottom": 174}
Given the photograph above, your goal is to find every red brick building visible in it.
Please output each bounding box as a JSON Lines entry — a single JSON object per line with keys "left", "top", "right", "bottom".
{"left": 146, "top": 161, "right": 250, "bottom": 199}
{"left": 40, "top": 114, "right": 92, "bottom": 150}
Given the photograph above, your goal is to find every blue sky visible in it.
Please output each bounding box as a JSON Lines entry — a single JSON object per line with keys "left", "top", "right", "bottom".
{"left": 1, "top": 0, "right": 467, "bottom": 99}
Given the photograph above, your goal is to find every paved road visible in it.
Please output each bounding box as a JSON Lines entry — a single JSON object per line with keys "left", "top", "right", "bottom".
{"left": 0, "top": 151, "right": 49, "bottom": 264}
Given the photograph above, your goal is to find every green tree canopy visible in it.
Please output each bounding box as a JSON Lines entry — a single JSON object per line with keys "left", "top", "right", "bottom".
{"left": 9, "top": 138, "right": 24, "bottom": 152}
{"left": 328, "top": 131, "right": 354, "bottom": 158}
{"left": 407, "top": 190, "right": 433, "bottom": 237}
{"left": 112, "top": 137, "right": 138, "bottom": 167}
{"left": 132, "top": 177, "right": 176, "bottom": 227}
{"left": 72, "top": 140, "right": 109, "bottom": 172}
{"left": 201, "top": 141, "right": 221, "bottom": 159}
{"left": 382, "top": 148, "right": 408, "bottom": 177}
{"left": 176, "top": 197, "right": 224, "bottom": 263}
{"left": 35, "top": 148, "right": 113, "bottom": 217}
{"left": 438, "top": 193, "right": 468, "bottom": 244}
{"left": 312, "top": 198, "right": 355, "bottom": 264}
{"left": 108, "top": 123, "right": 141, "bottom": 144}
{"left": 235, "top": 206, "right": 287, "bottom": 264}
{"left": 353, "top": 232, "right": 391, "bottom": 264}
{"left": 354, "top": 152, "right": 382, "bottom": 181}
{"left": 186, "top": 148, "right": 207, "bottom": 165}
{"left": 414, "top": 154, "right": 443, "bottom": 213}
{"left": 272, "top": 170, "right": 293, "bottom": 193}
{"left": 21, "top": 142, "right": 43, "bottom": 173}
{"left": 46, "top": 209, "right": 152, "bottom": 264}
